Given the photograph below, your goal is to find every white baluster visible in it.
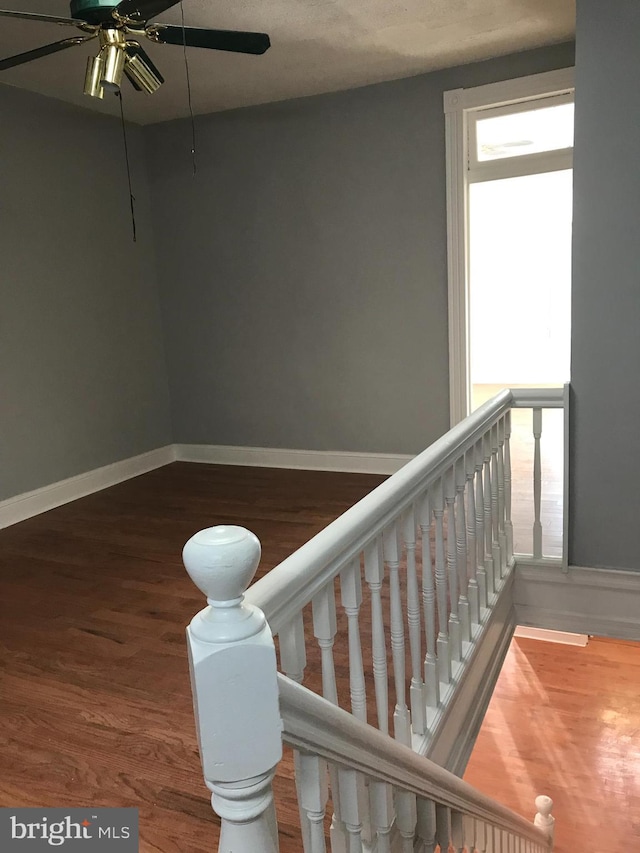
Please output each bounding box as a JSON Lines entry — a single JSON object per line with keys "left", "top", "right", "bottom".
{"left": 298, "top": 753, "right": 329, "bottom": 853}
{"left": 432, "top": 480, "right": 451, "bottom": 685}
{"left": 369, "top": 781, "right": 393, "bottom": 853}
{"left": 279, "top": 612, "right": 310, "bottom": 849}
{"left": 483, "top": 432, "right": 497, "bottom": 598}
{"left": 497, "top": 418, "right": 507, "bottom": 571}
{"left": 490, "top": 424, "right": 502, "bottom": 582}
{"left": 364, "top": 538, "right": 389, "bottom": 733}
{"left": 532, "top": 408, "right": 543, "bottom": 559}
{"left": 340, "top": 558, "right": 367, "bottom": 723}
{"left": 435, "top": 804, "right": 451, "bottom": 853}
{"left": 395, "top": 789, "right": 417, "bottom": 853}
{"left": 312, "top": 583, "right": 348, "bottom": 852}
{"left": 455, "top": 458, "right": 471, "bottom": 645}
{"left": 475, "top": 820, "right": 487, "bottom": 853}
{"left": 533, "top": 796, "right": 554, "bottom": 845}
{"left": 492, "top": 826, "right": 501, "bottom": 853}
{"left": 383, "top": 522, "right": 411, "bottom": 745}
{"left": 465, "top": 451, "right": 480, "bottom": 627}
{"left": 444, "top": 468, "right": 462, "bottom": 662}
{"left": 451, "top": 810, "right": 464, "bottom": 853}
{"left": 419, "top": 494, "right": 439, "bottom": 708}
{"left": 312, "top": 584, "right": 339, "bottom": 704}
{"left": 475, "top": 441, "right": 490, "bottom": 607}
{"left": 416, "top": 798, "right": 436, "bottom": 853}
{"left": 403, "top": 506, "right": 426, "bottom": 735}
{"left": 463, "top": 815, "right": 477, "bottom": 853}
{"left": 280, "top": 612, "right": 307, "bottom": 684}
{"left": 504, "top": 410, "right": 514, "bottom": 562}
{"left": 183, "top": 526, "right": 282, "bottom": 853}
{"left": 337, "top": 768, "right": 365, "bottom": 853}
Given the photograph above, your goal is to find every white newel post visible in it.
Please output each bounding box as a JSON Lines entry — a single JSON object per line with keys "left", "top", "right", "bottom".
{"left": 533, "top": 796, "right": 555, "bottom": 847}
{"left": 183, "top": 525, "right": 283, "bottom": 853}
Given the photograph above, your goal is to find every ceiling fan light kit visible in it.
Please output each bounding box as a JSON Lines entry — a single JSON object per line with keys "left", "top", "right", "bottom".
{"left": 0, "top": 0, "right": 271, "bottom": 100}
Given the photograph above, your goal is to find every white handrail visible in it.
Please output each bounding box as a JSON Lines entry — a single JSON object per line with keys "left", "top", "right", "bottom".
{"left": 278, "top": 673, "right": 550, "bottom": 848}
{"left": 246, "top": 389, "right": 513, "bottom": 633}
{"left": 511, "top": 388, "right": 564, "bottom": 408}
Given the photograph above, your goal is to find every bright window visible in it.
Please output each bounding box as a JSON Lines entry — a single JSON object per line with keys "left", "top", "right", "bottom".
{"left": 475, "top": 102, "right": 574, "bottom": 161}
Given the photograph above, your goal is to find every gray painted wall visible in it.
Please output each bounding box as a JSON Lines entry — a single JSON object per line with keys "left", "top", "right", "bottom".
{"left": 145, "top": 42, "right": 575, "bottom": 455}
{"left": 0, "top": 85, "right": 171, "bottom": 501}
{"left": 569, "top": 0, "right": 640, "bottom": 569}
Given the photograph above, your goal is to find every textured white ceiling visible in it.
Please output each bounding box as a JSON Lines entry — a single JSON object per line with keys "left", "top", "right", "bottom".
{"left": 0, "top": 0, "right": 575, "bottom": 124}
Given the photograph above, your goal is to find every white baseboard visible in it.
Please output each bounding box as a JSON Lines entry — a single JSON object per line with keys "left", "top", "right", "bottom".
{"left": 514, "top": 561, "right": 640, "bottom": 641}
{"left": 174, "top": 443, "right": 413, "bottom": 476}
{"left": 0, "top": 442, "right": 412, "bottom": 529}
{"left": 514, "top": 626, "right": 589, "bottom": 646}
{"left": 0, "top": 445, "right": 175, "bottom": 529}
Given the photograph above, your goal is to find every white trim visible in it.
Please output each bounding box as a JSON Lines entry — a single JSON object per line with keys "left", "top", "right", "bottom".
{"left": 562, "top": 382, "right": 570, "bottom": 570}
{"left": 513, "top": 626, "right": 588, "bottom": 646}
{"left": 445, "top": 89, "right": 470, "bottom": 426}
{"left": 467, "top": 149, "right": 573, "bottom": 184}
{"left": 514, "top": 561, "right": 640, "bottom": 641}
{"left": 175, "top": 444, "right": 413, "bottom": 476}
{"left": 446, "top": 67, "right": 575, "bottom": 113}
{"left": 444, "top": 67, "right": 575, "bottom": 427}
{"left": 0, "top": 445, "right": 175, "bottom": 529}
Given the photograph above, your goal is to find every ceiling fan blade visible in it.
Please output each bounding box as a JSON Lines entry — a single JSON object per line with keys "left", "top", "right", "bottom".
{"left": 0, "top": 36, "right": 93, "bottom": 71}
{"left": 0, "top": 9, "right": 87, "bottom": 26}
{"left": 149, "top": 25, "right": 271, "bottom": 55}
{"left": 114, "top": 0, "right": 179, "bottom": 25}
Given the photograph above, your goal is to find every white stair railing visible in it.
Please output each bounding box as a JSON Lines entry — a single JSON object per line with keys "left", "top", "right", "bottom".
{"left": 245, "top": 390, "right": 517, "bottom": 749}
{"left": 181, "top": 388, "right": 566, "bottom": 852}
{"left": 241, "top": 389, "right": 565, "bottom": 749}
{"left": 183, "top": 527, "right": 555, "bottom": 853}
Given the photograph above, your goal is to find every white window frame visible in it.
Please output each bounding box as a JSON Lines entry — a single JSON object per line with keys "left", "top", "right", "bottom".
{"left": 444, "top": 67, "right": 575, "bottom": 426}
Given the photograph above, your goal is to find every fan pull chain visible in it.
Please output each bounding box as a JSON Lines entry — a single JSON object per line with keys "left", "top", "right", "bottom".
{"left": 117, "top": 90, "right": 137, "bottom": 243}
{"left": 181, "top": 0, "right": 197, "bottom": 175}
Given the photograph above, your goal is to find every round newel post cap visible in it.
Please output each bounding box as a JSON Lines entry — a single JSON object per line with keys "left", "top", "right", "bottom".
{"left": 183, "top": 525, "right": 262, "bottom": 605}
{"left": 534, "top": 794, "right": 555, "bottom": 842}
{"left": 535, "top": 795, "right": 553, "bottom": 816}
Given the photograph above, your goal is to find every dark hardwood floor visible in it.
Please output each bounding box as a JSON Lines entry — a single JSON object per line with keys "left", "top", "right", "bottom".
{"left": 1, "top": 462, "right": 638, "bottom": 853}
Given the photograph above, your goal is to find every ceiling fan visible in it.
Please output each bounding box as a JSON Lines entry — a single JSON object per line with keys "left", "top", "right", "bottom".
{"left": 0, "top": 0, "right": 271, "bottom": 98}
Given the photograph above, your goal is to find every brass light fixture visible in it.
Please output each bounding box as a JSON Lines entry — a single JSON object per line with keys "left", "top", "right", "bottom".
{"left": 83, "top": 27, "right": 160, "bottom": 99}
{"left": 123, "top": 43, "right": 163, "bottom": 93}
{"left": 84, "top": 52, "right": 105, "bottom": 98}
